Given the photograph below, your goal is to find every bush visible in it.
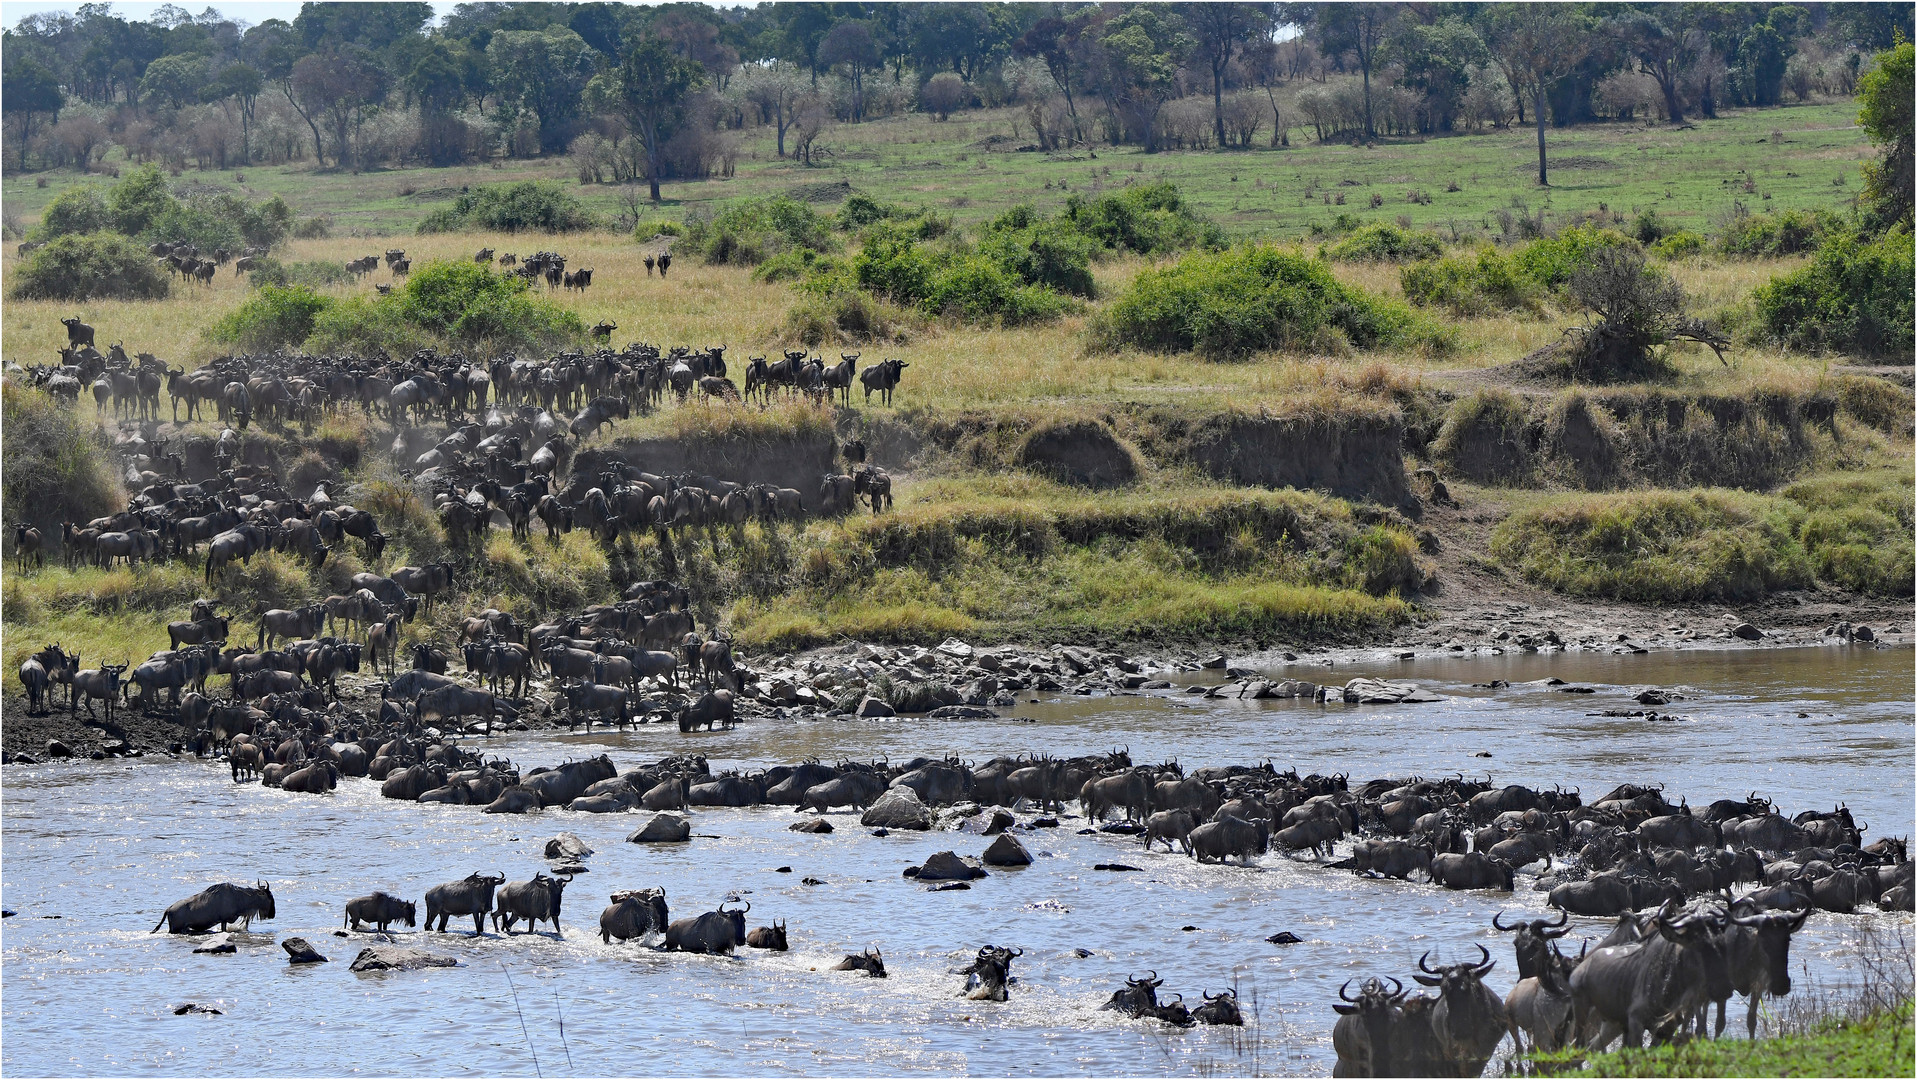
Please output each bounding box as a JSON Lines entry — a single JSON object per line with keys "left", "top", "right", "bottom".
{"left": 30, "top": 184, "right": 111, "bottom": 241}
{"left": 633, "top": 217, "right": 683, "bottom": 240}
{"left": 9, "top": 232, "right": 169, "bottom": 301}
{"left": 1491, "top": 490, "right": 1813, "bottom": 602}
{"left": 1, "top": 382, "right": 121, "bottom": 538}
{"left": 1650, "top": 230, "right": 1707, "bottom": 259}
{"left": 304, "top": 260, "right": 584, "bottom": 355}
{"left": 1752, "top": 228, "right": 1915, "bottom": 357}
{"left": 1324, "top": 223, "right": 1444, "bottom": 263}
{"left": 783, "top": 286, "right": 920, "bottom": 346}
{"left": 849, "top": 225, "right": 1072, "bottom": 325}
{"left": 211, "top": 285, "right": 333, "bottom": 350}
{"left": 244, "top": 258, "right": 355, "bottom": 289}
{"left": 1341, "top": 524, "right": 1424, "bottom": 596}
{"left": 108, "top": 163, "right": 175, "bottom": 236}
{"left": 1096, "top": 243, "right": 1446, "bottom": 359}
{"left": 753, "top": 248, "right": 837, "bottom": 284}
{"left": 976, "top": 219, "right": 1098, "bottom": 298}
{"left": 686, "top": 195, "right": 834, "bottom": 266}
{"left": 1512, "top": 224, "right": 1638, "bottom": 290}
{"left": 1063, "top": 182, "right": 1225, "bottom": 255}
{"left": 1400, "top": 248, "right": 1542, "bottom": 316}
{"left": 417, "top": 181, "right": 597, "bottom": 234}
{"left": 146, "top": 191, "right": 294, "bottom": 251}
{"left": 1630, "top": 208, "right": 1669, "bottom": 245}
{"left": 1717, "top": 208, "right": 1834, "bottom": 258}
{"left": 1782, "top": 472, "right": 1915, "bottom": 595}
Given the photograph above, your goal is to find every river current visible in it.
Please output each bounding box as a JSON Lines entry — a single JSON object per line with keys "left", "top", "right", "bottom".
{"left": 3, "top": 645, "right": 1911, "bottom": 1076}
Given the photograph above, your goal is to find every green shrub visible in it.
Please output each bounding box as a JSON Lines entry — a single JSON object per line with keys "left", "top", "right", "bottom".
{"left": 783, "top": 285, "right": 919, "bottom": 346}
{"left": 1307, "top": 212, "right": 1366, "bottom": 238}
{"left": 839, "top": 193, "right": 899, "bottom": 229}
{"left": 417, "top": 181, "right": 597, "bottom": 234}
{"left": 1096, "top": 243, "right": 1446, "bottom": 359}
{"left": 1341, "top": 524, "right": 1424, "bottom": 596}
{"left": 1752, "top": 228, "right": 1914, "bottom": 357}
{"left": 1400, "top": 248, "right": 1542, "bottom": 316}
{"left": 30, "top": 184, "right": 111, "bottom": 241}
{"left": 211, "top": 285, "right": 333, "bottom": 350}
{"left": 394, "top": 260, "right": 584, "bottom": 348}
{"left": 1630, "top": 208, "right": 1669, "bottom": 245}
{"left": 1, "top": 382, "right": 121, "bottom": 538}
{"left": 244, "top": 258, "right": 355, "bottom": 289}
{"left": 753, "top": 248, "right": 838, "bottom": 284}
{"left": 1650, "top": 230, "right": 1706, "bottom": 259}
{"left": 1324, "top": 223, "right": 1444, "bottom": 263}
{"left": 1063, "top": 181, "right": 1225, "bottom": 255}
{"left": 634, "top": 217, "right": 683, "bottom": 240}
{"left": 849, "top": 225, "right": 1072, "bottom": 325}
{"left": 1491, "top": 490, "right": 1813, "bottom": 602}
{"left": 108, "top": 163, "right": 175, "bottom": 235}
{"left": 306, "top": 296, "right": 431, "bottom": 357}
{"left": 292, "top": 215, "right": 331, "bottom": 239}
{"left": 146, "top": 191, "right": 293, "bottom": 251}
{"left": 687, "top": 195, "right": 834, "bottom": 266}
{"left": 1512, "top": 224, "right": 1638, "bottom": 290}
{"left": 1782, "top": 472, "right": 1915, "bottom": 595}
{"left": 10, "top": 232, "right": 169, "bottom": 301}
{"left": 976, "top": 219, "right": 1098, "bottom": 298}
{"left": 1716, "top": 208, "right": 1834, "bottom": 258}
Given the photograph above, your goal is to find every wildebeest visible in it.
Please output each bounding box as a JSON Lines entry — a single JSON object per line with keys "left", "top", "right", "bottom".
{"left": 1429, "top": 851, "right": 1515, "bottom": 891}
{"left": 1413, "top": 946, "right": 1508, "bottom": 1075}
{"left": 493, "top": 873, "right": 568, "bottom": 935}
{"left": 1100, "top": 971, "right": 1165, "bottom": 1018}
{"left": 13, "top": 523, "right": 43, "bottom": 572}
{"left": 425, "top": 871, "right": 507, "bottom": 935}
{"left": 663, "top": 900, "right": 748, "bottom": 954}
{"left": 1504, "top": 941, "right": 1583, "bottom": 1053}
{"left": 600, "top": 888, "right": 670, "bottom": 943}
{"left": 1710, "top": 904, "right": 1809, "bottom": 1039}
{"left": 1080, "top": 769, "right": 1151, "bottom": 822}
{"left": 961, "top": 944, "right": 1020, "bottom": 1001}
{"left": 62, "top": 316, "right": 96, "bottom": 347}
{"left": 746, "top": 919, "right": 789, "bottom": 951}
{"left": 834, "top": 946, "right": 887, "bottom": 977}
{"left": 152, "top": 881, "right": 276, "bottom": 934}
{"left": 1145, "top": 809, "right": 1198, "bottom": 853}
{"left": 1193, "top": 988, "right": 1246, "bottom": 1026}
{"left": 1492, "top": 909, "right": 1571, "bottom": 980}
{"left": 344, "top": 891, "right": 418, "bottom": 932}
{"left": 1569, "top": 904, "right": 1724, "bottom": 1050}
{"left": 859, "top": 358, "right": 908, "bottom": 405}
{"left": 1191, "top": 815, "right": 1270, "bottom": 865}
{"left": 1335, "top": 839, "right": 1435, "bottom": 881}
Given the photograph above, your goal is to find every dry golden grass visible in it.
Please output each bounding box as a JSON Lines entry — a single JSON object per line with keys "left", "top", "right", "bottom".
{"left": 0, "top": 228, "right": 1841, "bottom": 418}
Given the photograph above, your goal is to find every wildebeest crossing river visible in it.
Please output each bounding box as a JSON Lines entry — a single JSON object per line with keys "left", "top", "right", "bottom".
{"left": 3, "top": 645, "right": 1910, "bottom": 1076}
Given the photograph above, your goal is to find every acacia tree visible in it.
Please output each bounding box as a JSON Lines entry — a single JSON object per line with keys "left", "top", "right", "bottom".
{"left": 2, "top": 57, "right": 65, "bottom": 170}
{"left": 819, "top": 21, "right": 881, "bottom": 122}
{"left": 1013, "top": 10, "right": 1096, "bottom": 146}
{"left": 741, "top": 60, "right": 807, "bottom": 156}
{"left": 489, "top": 26, "right": 598, "bottom": 155}
{"left": 1184, "top": 3, "right": 1274, "bottom": 149}
{"left": 1486, "top": 4, "right": 1590, "bottom": 186}
{"left": 1312, "top": 2, "right": 1398, "bottom": 139}
{"left": 1611, "top": 10, "right": 1692, "bottom": 124}
{"left": 212, "top": 62, "right": 263, "bottom": 164}
{"left": 1859, "top": 41, "right": 1914, "bottom": 231}
{"left": 619, "top": 36, "right": 704, "bottom": 202}
{"left": 1098, "top": 5, "right": 1193, "bottom": 152}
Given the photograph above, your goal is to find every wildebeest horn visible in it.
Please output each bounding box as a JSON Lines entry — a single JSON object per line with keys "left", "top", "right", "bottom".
{"left": 1383, "top": 976, "right": 1404, "bottom": 999}
{"left": 741, "top": 900, "right": 750, "bottom": 913}
{"left": 1472, "top": 944, "right": 1493, "bottom": 974}
{"left": 1492, "top": 910, "right": 1515, "bottom": 931}
{"left": 1338, "top": 979, "right": 1358, "bottom": 1002}
{"left": 1009, "top": 947, "right": 1022, "bottom": 957}
{"left": 1418, "top": 950, "right": 1439, "bottom": 974}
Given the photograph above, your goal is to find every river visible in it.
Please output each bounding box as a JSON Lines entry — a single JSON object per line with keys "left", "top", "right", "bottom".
{"left": 3, "top": 644, "right": 1911, "bottom": 1076}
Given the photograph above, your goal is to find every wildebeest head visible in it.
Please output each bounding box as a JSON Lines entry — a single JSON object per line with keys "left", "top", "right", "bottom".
{"left": 718, "top": 899, "right": 748, "bottom": 946}
{"left": 1730, "top": 905, "right": 1810, "bottom": 997}
{"left": 1414, "top": 944, "right": 1496, "bottom": 993}
{"left": 1101, "top": 970, "right": 1163, "bottom": 1017}
{"left": 1193, "top": 988, "right": 1245, "bottom": 1026}
{"left": 746, "top": 919, "right": 788, "bottom": 951}
{"left": 1492, "top": 908, "right": 1569, "bottom": 979}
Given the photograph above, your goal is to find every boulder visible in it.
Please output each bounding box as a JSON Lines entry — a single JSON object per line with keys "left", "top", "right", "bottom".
{"left": 282, "top": 937, "right": 328, "bottom": 964}
{"left": 790, "top": 819, "right": 834, "bottom": 834}
{"left": 544, "top": 832, "right": 593, "bottom": 860}
{"left": 45, "top": 739, "right": 71, "bottom": 758}
{"left": 937, "top": 638, "right": 975, "bottom": 661}
{"left": 982, "top": 833, "right": 1033, "bottom": 867}
{"left": 1854, "top": 625, "right": 1876, "bottom": 642}
{"left": 856, "top": 696, "right": 896, "bottom": 719}
{"left": 348, "top": 946, "right": 460, "bottom": 973}
{"left": 1731, "top": 622, "right": 1763, "bottom": 641}
{"left": 1339, "top": 678, "right": 1439, "bottom": 704}
{"left": 861, "top": 787, "right": 932, "bottom": 830}
{"left": 928, "top": 705, "right": 996, "bottom": 719}
{"left": 628, "top": 813, "right": 691, "bottom": 843}
{"left": 983, "top": 810, "right": 1017, "bottom": 835}
{"left": 915, "top": 850, "right": 988, "bottom": 881}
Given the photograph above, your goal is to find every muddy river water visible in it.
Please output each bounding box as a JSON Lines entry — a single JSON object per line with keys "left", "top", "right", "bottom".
{"left": 3, "top": 645, "right": 1911, "bottom": 1076}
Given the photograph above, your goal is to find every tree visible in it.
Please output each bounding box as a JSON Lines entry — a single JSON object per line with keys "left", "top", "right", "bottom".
{"left": 212, "top": 62, "right": 264, "bottom": 164}
{"left": 1485, "top": 4, "right": 1590, "bottom": 186}
{"left": 1313, "top": 2, "right": 1398, "bottom": 138}
{"left": 819, "top": 21, "right": 881, "bottom": 122}
{"left": 619, "top": 35, "right": 704, "bottom": 202}
{"left": 289, "top": 49, "right": 390, "bottom": 172}
{"left": 1184, "top": 3, "right": 1274, "bottom": 149}
{"left": 1611, "top": 9, "right": 1691, "bottom": 124}
{"left": 740, "top": 60, "right": 808, "bottom": 157}
{"left": 406, "top": 44, "right": 470, "bottom": 165}
{"left": 1014, "top": 10, "right": 1097, "bottom": 145}
{"left": 137, "top": 53, "right": 210, "bottom": 109}
{"left": 489, "top": 26, "right": 600, "bottom": 155}
{"left": 921, "top": 71, "right": 966, "bottom": 120}
{"left": 1387, "top": 16, "right": 1488, "bottom": 133}
{"left": 1735, "top": 11, "right": 1798, "bottom": 107}
{"left": 2, "top": 56, "right": 64, "bottom": 170}
{"left": 778, "top": 2, "right": 838, "bottom": 85}
{"left": 1099, "top": 5, "right": 1193, "bottom": 152}
{"left": 1858, "top": 41, "right": 1914, "bottom": 232}
{"left": 1241, "top": 39, "right": 1288, "bottom": 146}
{"left": 654, "top": 7, "right": 740, "bottom": 88}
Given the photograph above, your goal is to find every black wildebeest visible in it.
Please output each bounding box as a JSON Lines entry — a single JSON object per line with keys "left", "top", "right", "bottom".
{"left": 152, "top": 881, "right": 276, "bottom": 934}
{"left": 600, "top": 888, "right": 670, "bottom": 944}
{"left": 492, "top": 873, "right": 568, "bottom": 935}
{"left": 343, "top": 891, "right": 417, "bottom": 932}
{"left": 663, "top": 901, "right": 748, "bottom": 955}
{"left": 859, "top": 358, "right": 908, "bottom": 406}
{"left": 425, "top": 871, "right": 507, "bottom": 935}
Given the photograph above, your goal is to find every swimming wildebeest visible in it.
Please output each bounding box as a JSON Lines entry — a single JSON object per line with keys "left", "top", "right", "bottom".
{"left": 152, "top": 881, "right": 276, "bottom": 934}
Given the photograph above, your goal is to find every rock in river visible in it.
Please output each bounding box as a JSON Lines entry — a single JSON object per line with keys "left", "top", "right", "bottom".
{"left": 982, "top": 833, "right": 1033, "bottom": 867}
{"left": 349, "top": 946, "right": 460, "bottom": 973}
{"left": 861, "top": 787, "right": 932, "bottom": 830}
{"left": 914, "top": 851, "right": 988, "bottom": 881}
{"left": 282, "top": 937, "right": 328, "bottom": 964}
{"left": 628, "top": 813, "right": 691, "bottom": 843}
{"left": 544, "top": 832, "right": 593, "bottom": 860}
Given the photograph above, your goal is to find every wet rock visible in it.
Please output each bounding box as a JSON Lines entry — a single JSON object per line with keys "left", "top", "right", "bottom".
{"left": 192, "top": 935, "right": 236, "bottom": 954}
{"left": 1556, "top": 686, "right": 1596, "bottom": 694}
{"left": 173, "top": 1003, "right": 224, "bottom": 1015}
{"left": 856, "top": 696, "right": 896, "bottom": 719}
{"left": 802, "top": 877, "right": 825, "bottom": 886}
{"left": 1028, "top": 817, "right": 1060, "bottom": 829}
{"left": 775, "top": 866, "right": 793, "bottom": 873}
{"left": 982, "top": 834, "right": 1033, "bottom": 867}
{"left": 1635, "top": 690, "right": 1671, "bottom": 706}
{"left": 937, "top": 638, "right": 975, "bottom": 661}
{"left": 10, "top": 754, "right": 37, "bottom": 765}
{"left": 1094, "top": 863, "right": 1143, "bottom": 872}
{"left": 544, "top": 832, "right": 593, "bottom": 860}
{"left": 1200, "top": 655, "right": 1228, "bottom": 669}
{"left": 45, "top": 740, "right": 71, "bottom": 759}
{"left": 790, "top": 819, "right": 834, "bottom": 834}
{"left": 628, "top": 814, "right": 691, "bottom": 843}
{"left": 1731, "top": 622, "right": 1763, "bottom": 641}
{"left": 914, "top": 851, "right": 987, "bottom": 881}
{"left": 982, "top": 810, "right": 1017, "bottom": 835}
{"left": 861, "top": 788, "right": 932, "bottom": 831}
{"left": 1854, "top": 625, "right": 1876, "bottom": 642}
{"left": 348, "top": 946, "right": 459, "bottom": 972}
{"left": 1337, "top": 679, "right": 1439, "bottom": 704}
{"left": 282, "top": 937, "right": 328, "bottom": 964}
{"left": 1073, "top": 948, "right": 1094, "bottom": 958}
{"left": 928, "top": 705, "right": 997, "bottom": 719}
{"left": 1266, "top": 932, "right": 1304, "bottom": 945}
{"left": 928, "top": 881, "right": 971, "bottom": 891}
{"left": 1098, "top": 821, "right": 1146, "bottom": 835}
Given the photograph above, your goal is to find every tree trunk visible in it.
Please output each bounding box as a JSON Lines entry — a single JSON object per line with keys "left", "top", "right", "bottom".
{"left": 1361, "top": 63, "right": 1373, "bottom": 138}
{"left": 284, "top": 84, "right": 326, "bottom": 167}
{"left": 1653, "top": 66, "right": 1684, "bottom": 123}
{"left": 1535, "top": 85, "right": 1548, "bottom": 186}
{"left": 1265, "top": 85, "right": 1283, "bottom": 147}
{"left": 1212, "top": 64, "right": 1227, "bottom": 148}
{"left": 776, "top": 108, "right": 788, "bottom": 156}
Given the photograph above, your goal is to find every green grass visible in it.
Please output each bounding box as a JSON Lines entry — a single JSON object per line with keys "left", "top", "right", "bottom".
{"left": 1490, "top": 468, "right": 1915, "bottom": 601}
{"left": 1536, "top": 1002, "right": 1915, "bottom": 1077}
{"left": 1, "top": 100, "right": 1870, "bottom": 241}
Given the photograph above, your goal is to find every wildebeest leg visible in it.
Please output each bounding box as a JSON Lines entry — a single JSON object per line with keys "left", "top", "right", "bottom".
{"left": 472, "top": 911, "right": 486, "bottom": 936}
